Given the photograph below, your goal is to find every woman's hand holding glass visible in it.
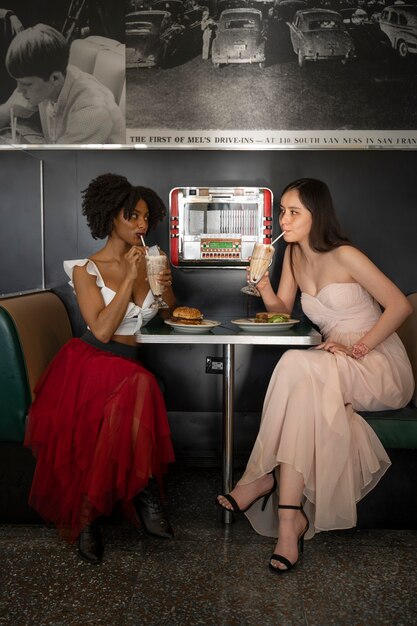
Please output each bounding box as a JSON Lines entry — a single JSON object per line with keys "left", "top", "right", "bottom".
{"left": 241, "top": 243, "right": 275, "bottom": 297}
{"left": 244, "top": 264, "right": 271, "bottom": 299}
{"left": 156, "top": 266, "right": 173, "bottom": 289}
{"left": 246, "top": 265, "right": 272, "bottom": 295}
{"left": 124, "top": 245, "right": 147, "bottom": 281}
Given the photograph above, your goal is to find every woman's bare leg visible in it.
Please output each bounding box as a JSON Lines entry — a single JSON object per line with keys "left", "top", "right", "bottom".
{"left": 271, "top": 462, "right": 307, "bottom": 570}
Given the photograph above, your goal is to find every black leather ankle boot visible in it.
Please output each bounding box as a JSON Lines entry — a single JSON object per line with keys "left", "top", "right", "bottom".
{"left": 77, "top": 523, "right": 104, "bottom": 564}
{"left": 133, "top": 479, "right": 174, "bottom": 539}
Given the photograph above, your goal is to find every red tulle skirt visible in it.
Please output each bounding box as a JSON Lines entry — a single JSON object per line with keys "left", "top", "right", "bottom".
{"left": 24, "top": 338, "right": 175, "bottom": 542}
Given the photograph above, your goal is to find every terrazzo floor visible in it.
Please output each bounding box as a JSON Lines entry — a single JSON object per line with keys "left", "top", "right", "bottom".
{"left": 1, "top": 468, "right": 416, "bottom": 626}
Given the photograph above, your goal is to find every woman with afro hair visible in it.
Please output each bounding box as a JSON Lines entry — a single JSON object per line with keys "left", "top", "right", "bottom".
{"left": 25, "top": 173, "right": 176, "bottom": 564}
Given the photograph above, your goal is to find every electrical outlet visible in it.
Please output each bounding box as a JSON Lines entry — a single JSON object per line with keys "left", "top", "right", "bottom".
{"left": 206, "top": 357, "right": 224, "bottom": 374}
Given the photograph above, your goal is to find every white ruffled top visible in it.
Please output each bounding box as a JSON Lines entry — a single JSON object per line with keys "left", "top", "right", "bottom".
{"left": 63, "top": 259, "right": 157, "bottom": 335}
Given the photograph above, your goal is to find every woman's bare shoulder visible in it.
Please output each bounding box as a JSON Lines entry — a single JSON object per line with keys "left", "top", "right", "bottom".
{"left": 333, "top": 244, "right": 365, "bottom": 263}
{"left": 72, "top": 261, "right": 97, "bottom": 284}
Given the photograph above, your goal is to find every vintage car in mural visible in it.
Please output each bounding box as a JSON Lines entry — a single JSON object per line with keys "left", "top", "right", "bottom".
{"left": 265, "top": 0, "right": 307, "bottom": 61}
{"left": 126, "top": 10, "right": 173, "bottom": 67}
{"left": 379, "top": 5, "right": 417, "bottom": 58}
{"left": 288, "top": 9, "right": 355, "bottom": 67}
{"left": 126, "top": 3, "right": 207, "bottom": 68}
{"left": 211, "top": 8, "right": 267, "bottom": 67}
{"left": 215, "top": 0, "right": 274, "bottom": 20}
{"left": 339, "top": 7, "right": 392, "bottom": 58}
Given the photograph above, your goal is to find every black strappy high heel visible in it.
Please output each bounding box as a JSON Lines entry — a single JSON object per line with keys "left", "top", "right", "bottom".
{"left": 215, "top": 471, "right": 277, "bottom": 514}
{"left": 269, "top": 503, "right": 309, "bottom": 574}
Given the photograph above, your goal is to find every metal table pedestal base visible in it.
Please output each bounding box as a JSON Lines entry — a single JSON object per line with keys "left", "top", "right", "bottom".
{"left": 222, "top": 344, "right": 234, "bottom": 524}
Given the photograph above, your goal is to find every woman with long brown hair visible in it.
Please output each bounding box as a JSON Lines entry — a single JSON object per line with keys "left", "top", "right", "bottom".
{"left": 217, "top": 178, "right": 413, "bottom": 573}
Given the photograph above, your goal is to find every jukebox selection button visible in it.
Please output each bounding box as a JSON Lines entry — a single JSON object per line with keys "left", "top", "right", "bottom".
{"left": 199, "top": 252, "right": 243, "bottom": 259}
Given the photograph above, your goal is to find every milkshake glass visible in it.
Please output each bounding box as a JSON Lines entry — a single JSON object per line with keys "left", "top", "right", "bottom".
{"left": 146, "top": 254, "right": 169, "bottom": 309}
{"left": 241, "top": 242, "right": 275, "bottom": 297}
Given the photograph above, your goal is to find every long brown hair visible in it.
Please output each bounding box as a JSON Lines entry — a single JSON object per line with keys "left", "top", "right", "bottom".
{"left": 281, "top": 178, "right": 352, "bottom": 274}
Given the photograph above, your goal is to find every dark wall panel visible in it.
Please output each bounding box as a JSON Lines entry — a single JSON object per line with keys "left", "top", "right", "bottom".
{"left": 43, "top": 153, "right": 79, "bottom": 286}
{"left": 0, "top": 153, "right": 42, "bottom": 295}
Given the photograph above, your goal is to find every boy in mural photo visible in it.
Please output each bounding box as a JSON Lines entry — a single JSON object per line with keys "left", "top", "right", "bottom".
{"left": 0, "top": 23, "right": 125, "bottom": 144}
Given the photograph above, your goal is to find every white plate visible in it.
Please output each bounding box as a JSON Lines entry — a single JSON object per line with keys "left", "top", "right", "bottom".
{"left": 165, "top": 319, "right": 221, "bottom": 334}
{"left": 231, "top": 318, "right": 300, "bottom": 332}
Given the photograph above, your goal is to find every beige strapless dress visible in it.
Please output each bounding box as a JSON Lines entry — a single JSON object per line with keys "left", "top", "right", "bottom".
{"left": 239, "top": 283, "right": 414, "bottom": 539}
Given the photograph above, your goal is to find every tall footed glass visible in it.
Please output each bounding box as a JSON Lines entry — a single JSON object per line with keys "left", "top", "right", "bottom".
{"left": 241, "top": 242, "right": 275, "bottom": 297}
{"left": 146, "top": 253, "right": 169, "bottom": 309}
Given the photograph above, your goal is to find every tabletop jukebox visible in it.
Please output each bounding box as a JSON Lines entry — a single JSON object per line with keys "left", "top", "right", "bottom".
{"left": 169, "top": 187, "right": 273, "bottom": 268}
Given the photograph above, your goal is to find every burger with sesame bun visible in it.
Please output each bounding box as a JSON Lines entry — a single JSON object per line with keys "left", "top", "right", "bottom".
{"left": 172, "top": 306, "right": 204, "bottom": 325}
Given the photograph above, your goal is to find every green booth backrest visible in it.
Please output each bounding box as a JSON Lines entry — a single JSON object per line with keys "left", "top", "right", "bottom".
{"left": 0, "top": 307, "right": 32, "bottom": 442}
{"left": 0, "top": 292, "right": 73, "bottom": 442}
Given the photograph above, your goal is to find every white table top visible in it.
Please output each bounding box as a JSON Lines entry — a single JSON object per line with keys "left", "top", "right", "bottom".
{"left": 135, "top": 318, "right": 322, "bottom": 346}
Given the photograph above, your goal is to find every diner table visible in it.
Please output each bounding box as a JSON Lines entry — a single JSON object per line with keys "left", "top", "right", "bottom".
{"left": 136, "top": 318, "right": 322, "bottom": 523}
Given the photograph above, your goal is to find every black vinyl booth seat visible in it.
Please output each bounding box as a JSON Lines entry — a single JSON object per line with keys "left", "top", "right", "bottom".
{"left": 0, "top": 291, "right": 416, "bottom": 526}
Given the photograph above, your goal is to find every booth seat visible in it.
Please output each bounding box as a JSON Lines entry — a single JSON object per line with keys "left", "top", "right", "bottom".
{"left": 358, "top": 292, "right": 417, "bottom": 448}
{"left": 0, "top": 290, "right": 416, "bottom": 525}
{"left": 0, "top": 291, "right": 73, "bottom": 521}
{"left": 355, "top": 293, "right": 417, "bottom": 529}
{"left": 1, "top": 291, "right": 415, "bottom": 447}
{"left": 0, "top": 291, "right": 73, "bottom": 442}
